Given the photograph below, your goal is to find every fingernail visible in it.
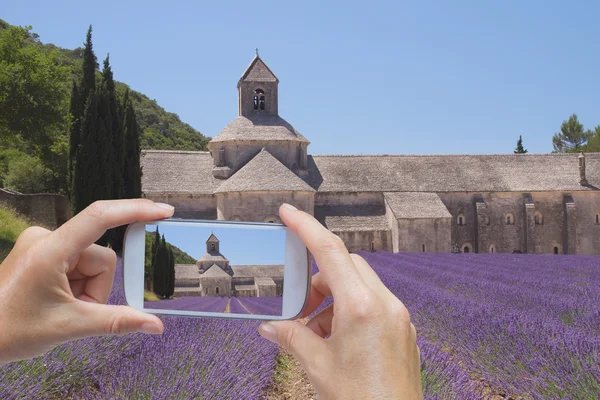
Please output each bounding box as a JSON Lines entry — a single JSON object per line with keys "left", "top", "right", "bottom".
{"left": 282, "top": 203, "right": 297, "bottom": 211}
{"left": 154, "top": 202, "right": 174, "bottom": 211}
{"left": 258, "top": 322, "right": 278, "bottom": 344}
{"left": 139, "top": 322, "right": 162, "bottom": 335}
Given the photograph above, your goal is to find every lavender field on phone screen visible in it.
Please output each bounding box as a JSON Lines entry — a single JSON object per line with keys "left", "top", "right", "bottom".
{"left": 0, "top": 254, "right": 598, "bottom": 399}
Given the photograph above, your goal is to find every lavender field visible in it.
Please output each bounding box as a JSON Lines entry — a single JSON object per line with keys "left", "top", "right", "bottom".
{"left": 357, "top": 251, "right": 600, "bottom": 399}
{"left": 0, "top": 253, "right": 598, "bottom": 399}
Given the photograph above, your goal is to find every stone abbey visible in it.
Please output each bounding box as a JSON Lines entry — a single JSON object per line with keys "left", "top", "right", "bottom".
{"left": 141, "top": 54, "right": 600, "bottom": 255}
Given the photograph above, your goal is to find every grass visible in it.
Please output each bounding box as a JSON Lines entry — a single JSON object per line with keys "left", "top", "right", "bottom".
{"left": 0, "top": 203, "right": 30, "bottom": 262}
{"left": 143, "top": 291, "right": 160, "bottom": 301}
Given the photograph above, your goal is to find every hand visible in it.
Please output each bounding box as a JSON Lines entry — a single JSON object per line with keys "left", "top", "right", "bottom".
{"left": 0, "top": 199, "right": 174, "bottom": 365}
{"left": 258, "top": 204, "right": 423, "bottom": 400}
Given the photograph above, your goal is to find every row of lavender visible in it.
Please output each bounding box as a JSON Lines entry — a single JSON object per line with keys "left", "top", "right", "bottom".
{"left": 0, "top": 260, "right": 279, "bottom": 399}
{"left": 358, "top": 251, "right": 600, "bottom": 399}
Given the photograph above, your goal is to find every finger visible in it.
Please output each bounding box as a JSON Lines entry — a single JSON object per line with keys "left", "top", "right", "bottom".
{"left": 306, "top": 304, "right": 334, "bottom": 338}
{"left": 279, "top": 204, "right": 367, "bottom": 301}
{"left": 69, "top": 246, "right": 118, "bottom": 304}
{"left": 301, "top": 272, "right": 332, "bottom": 318}
{"left": 13, "top": 226, "right": 51, "bottom": 251}
{"left": 349, "top": 254, "right": 386, "bottom": 291}
{"left": 258, "top": 320, "right": 327, "bottom": 367}
{"left": 51, "top": 199, "right": 174, "bottom": 258}
{"left": 68, "top": 302, "right": 164, "bottom": 338}
{"left": 68, "top": 244, "right": 117, "bottom": 277}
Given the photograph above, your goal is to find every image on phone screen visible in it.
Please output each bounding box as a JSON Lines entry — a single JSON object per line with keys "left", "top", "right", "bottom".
{"left": 143, "top": 223, "right": 285, "bottom": 316}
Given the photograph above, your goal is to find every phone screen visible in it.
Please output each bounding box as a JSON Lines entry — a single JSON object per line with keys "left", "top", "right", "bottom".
{"left": 143, "top": 223, "right": 285, "bottom": 317}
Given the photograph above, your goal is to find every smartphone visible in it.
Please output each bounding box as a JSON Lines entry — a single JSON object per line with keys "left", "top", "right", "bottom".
{"left": 123, "top": 219, "right": 311, "bottom": 320}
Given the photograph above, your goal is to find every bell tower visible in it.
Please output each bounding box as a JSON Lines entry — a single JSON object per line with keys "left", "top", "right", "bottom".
{"left": 238, "top": 50, "right": 279, "bottom": 117}
{"left": 206, "top": 233, "right": 219, "bottom": 253}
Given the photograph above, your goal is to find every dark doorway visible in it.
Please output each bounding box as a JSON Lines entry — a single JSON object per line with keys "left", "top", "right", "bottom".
{"left": 463, "top": 246, "right": 470, "bottom": 253}
{"left": 216, "top": 287, "right": 220, "bottom": 295}
{"left": 553, "top": 247, "right": 559, "bottom": 255}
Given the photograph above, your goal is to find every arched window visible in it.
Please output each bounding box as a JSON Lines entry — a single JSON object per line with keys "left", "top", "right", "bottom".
{"left": 421, "top": 244, "right": 426, "bottom": 252}
{"left": 216, "top": 287, "right": 220, "bottom": 295}
{"left": 463, "top": 246, "right": 470, "bottom": 253}
{"left": 370, "top": 242, "right": 375, "bottom": 252}
{"left": 205, "top": 287, "right": 209, "bottom": 295}
{"left": 264, "top": 215, "right": 281, "bottom": 223}
{"left": 488, "top": 244, "right": 496, "bottom": 253}
{"left": 210, "top": 243, "right": 216, "bottom": 251}
{"left": 462, "top": 243, "right": 472, "bottom": 253}
{"left": 534, "top": 211, "right": 543, "bottom": 225}
{"left": 595, "top": 213, "right": 600, "bottom": 225}
{"left": 505, "top": 213, "right": 515, "bottom": 225}
{"left": 553, "top": 246, "right": 559, "bottom": 255}
{"left": 253, "top": 89, "right": 265, "bottom": 110}
{"left": 457, "top": 214, "right": 465, "bottom": 226}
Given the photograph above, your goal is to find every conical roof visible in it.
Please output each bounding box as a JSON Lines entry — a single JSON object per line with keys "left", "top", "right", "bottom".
{"left": 214, "top": 149, "right": 316, "bottom": 193}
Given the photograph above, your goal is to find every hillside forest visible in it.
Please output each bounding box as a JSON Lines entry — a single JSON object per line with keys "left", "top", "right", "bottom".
{"left": 0, "top": 19, "right": 210, "bottom": 195}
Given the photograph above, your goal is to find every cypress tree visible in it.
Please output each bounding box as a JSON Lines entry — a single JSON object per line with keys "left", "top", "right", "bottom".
{"left": 123, "top": 89, "right": 142, "bottom": 199}
{"left": 81, "top": 26, "right": 96, "bottom": 104}
{"left": 68, "top": 81, "right": 81, "bottom": 195}
{"left": 514, "top": 135, "right": 528, "bottom": 154}
{"left": 153, "top": 235, "right": 169, "bottom": 298}
{"left": 151, "top": 225, "right": 160, "bottom": 268}
{"left": 102, "top": 55, "right": 127, "bottom": 252}
{"left": 167, "top": 246, "right": 175, "bottom": 298}
{"left": 69, "top": 25, "right": 97, "bottom": 204}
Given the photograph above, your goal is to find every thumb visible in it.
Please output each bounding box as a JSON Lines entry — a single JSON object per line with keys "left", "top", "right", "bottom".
{"left": 258, "top": 320, "right": 326, "bottom": 365}
{"left": 70, "top": 302, "right": 164, "bottom": 338}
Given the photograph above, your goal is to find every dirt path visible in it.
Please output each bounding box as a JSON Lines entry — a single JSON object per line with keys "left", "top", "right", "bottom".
{"left": 261, "top": 318, "right": 316, "bottom": 400}
{"left": 236, "top": 298, "right": 253, "bottom": 314}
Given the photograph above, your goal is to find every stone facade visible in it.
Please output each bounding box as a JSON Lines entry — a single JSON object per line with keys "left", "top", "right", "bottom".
{"left": 0, "top": 188, "right": 71, "bottom": 229}
{"left": 174, "top": 233, "right": 284, "bottom": 297}
{"left": 142, "top": 54, "right": 600, "bottom": 255}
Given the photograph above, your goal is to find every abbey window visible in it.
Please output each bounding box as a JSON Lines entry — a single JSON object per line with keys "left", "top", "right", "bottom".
{"left": 253, "top": 89, "right": 265, "bottom": 110}
{"left": 505, "top": 213, "right": 515, "bottom": 225}
{"left": 457, "top": 214, "right": 465, "bottom": 226}
{"left": 534, "top": 211, "right": 543, "bottom": 225}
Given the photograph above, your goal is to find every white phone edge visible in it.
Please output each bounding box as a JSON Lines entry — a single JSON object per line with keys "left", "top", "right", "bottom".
{"left": 122, "top": 218, "right": 311, "bottom": 321}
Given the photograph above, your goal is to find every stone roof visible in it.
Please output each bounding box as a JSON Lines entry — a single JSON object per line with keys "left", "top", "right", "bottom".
{"left": 306, "top": 153, "right": 600, "bottom": 192}
{"left": 215, "top": 149, "right": 316, "bottom": 193}
{"left": 240, "top": 55, "right": 278, "bottom": 83}
{"left": 235, "top": 285, "right": 256, "bottom": 291}
{"left": 254, "top": 277, "right": 276, "bottom": 286}
{"left": 210, "top": 115, "right": 309, "bottom": 143}
{"left": 142, "top": 150, "right": 600, "bottom": 195}
{"left": 201, "top": 264, "right": 231, "bottom": 278}
{"left": 231, "top": 265, "right": 284, "bottom": 278}
{"left": 141, "top": 150, "right": 218, "bottom": 195}
{"left": 384, "top": 192, "right": 452, "bottom": 219}
{"left": 206, "top": 233, "right": 219, "bottom": 243}
{"left": 198, "top": 251, "right": 228, "bottom": 263}
{"left": 175, "top": 264, "right": 199, "bottom": 280}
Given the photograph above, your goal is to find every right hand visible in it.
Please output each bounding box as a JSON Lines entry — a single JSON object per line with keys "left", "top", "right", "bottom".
{"left": 258, "top": 204, "right": 423, "bottom": 400}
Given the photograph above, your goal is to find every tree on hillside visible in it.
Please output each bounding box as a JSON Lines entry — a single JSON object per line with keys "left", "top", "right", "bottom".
{"left": 586, "top": 126, "right": 600, "bottom": 152}
{"left": 0, "top": 25, "right": 69, "bottom": 145}
{"left": 514, "top": 135, "right": 528, "bottom": 154}
{"left": 123, "top": 89, "right": 142, "bottom": 199}
{"left": 552, "top": 114, "right": 591, "bottom": 153}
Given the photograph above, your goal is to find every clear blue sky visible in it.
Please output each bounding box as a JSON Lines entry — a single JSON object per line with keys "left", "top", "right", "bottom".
{"left": 4, "top": 1, "right": 600, "bottom": 154}
{"left": 145, "top": 224, "right": 286, "bottom": 265}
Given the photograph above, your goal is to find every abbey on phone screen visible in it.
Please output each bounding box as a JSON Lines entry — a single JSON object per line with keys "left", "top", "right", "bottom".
{"left": 123, "top": 219, "right": 311, "bottom": 320}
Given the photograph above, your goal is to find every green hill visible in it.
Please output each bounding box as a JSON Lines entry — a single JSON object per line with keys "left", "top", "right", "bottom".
{"left": 0, "top": 18, "right": 209, "bottom": 152}
{"left": 144, "top": 230, "right": 196, "bottom": 278}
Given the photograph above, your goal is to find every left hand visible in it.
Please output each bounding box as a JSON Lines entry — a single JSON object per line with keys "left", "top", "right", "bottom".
{"left": 0, "top": 199, "right": 174, "bottom": 365}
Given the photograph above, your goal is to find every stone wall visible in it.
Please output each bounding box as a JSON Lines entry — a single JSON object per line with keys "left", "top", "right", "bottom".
{"left": 395, "top": 218, "right": 452, "bottom": 253}
{"left": 199, "top": 275, "right": 232, "bottom": 297}
{"left": 0, "top": 189, "right": 71, "bottom": 229}
{"left": 144, "top": 193, "right": 217, "bottom": 220}
{"left": 216, "top": 191, "right": 314, "bottom": 222}
{"left": 333, "top": 229, "right": 392, "bottom": 253}
{"left": 571, "top": 191, "right": 600, "bottom": 254}
{"left": 211, "top": 141, "right": 307, "bottom": 176}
